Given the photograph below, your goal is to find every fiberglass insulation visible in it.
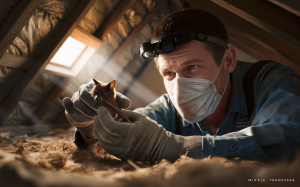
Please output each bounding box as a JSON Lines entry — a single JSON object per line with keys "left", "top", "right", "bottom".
{"left": 2, "top": 0, "right": 79, "bottom": 125}
{"left": 1, "top": 0, "right": 164, "bottom": 125}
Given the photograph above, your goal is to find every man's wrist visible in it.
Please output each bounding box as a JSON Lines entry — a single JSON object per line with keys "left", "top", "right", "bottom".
{"left": 159, "top": 132, "right": 203, "bottom": 163}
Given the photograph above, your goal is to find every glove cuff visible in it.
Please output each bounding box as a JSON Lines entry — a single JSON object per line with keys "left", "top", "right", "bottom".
{"left": 76, "top": 125, "right": 97, "bottom": 140}
{"left": 159, "top": 133, "right": 203, "bottom": 163}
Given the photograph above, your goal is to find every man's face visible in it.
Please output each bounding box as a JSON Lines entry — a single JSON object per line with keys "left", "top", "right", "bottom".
{"left": 157, "top": 40, "right": 229, "bottom": 95}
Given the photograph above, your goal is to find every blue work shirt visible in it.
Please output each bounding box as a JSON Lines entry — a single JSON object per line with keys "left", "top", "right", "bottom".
{"left": 74, "top": 61, "right": 300, "bottom": 162}
{"left": 134, "top": 61, "right": 300, "bottom": 162}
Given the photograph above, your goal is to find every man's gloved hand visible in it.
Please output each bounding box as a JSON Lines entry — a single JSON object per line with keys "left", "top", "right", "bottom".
{"left": 94, "top": 106, "right": 203, "bottom": 163}
{"left": 63, "top": 79, "right": 131, "bottom": 140}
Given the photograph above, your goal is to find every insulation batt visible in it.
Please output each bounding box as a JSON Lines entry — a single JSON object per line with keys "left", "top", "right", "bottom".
{"left": 0, "top": 128, "right": 299, "bottom": 187}
{"left": 0, "top": 0, "right": 162, "bottom": 125}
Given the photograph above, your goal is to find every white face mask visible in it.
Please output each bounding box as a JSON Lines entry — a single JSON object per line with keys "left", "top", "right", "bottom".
{"left": 165, "top": 53, "right": 228, "bottom": 123}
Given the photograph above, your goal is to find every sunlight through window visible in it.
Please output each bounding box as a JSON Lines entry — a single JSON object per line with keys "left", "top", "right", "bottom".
{"left": 51, "top": 37, "right": 86, "bottom": 67}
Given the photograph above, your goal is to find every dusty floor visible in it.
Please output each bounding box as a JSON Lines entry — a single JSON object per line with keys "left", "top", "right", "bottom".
{"left": 0, "top": 127, "right": 299, "bottom": 187}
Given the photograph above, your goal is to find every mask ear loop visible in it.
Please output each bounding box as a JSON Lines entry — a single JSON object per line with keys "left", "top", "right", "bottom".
{"left": 212, "top": 50, "right": 229, "bottom": 96}
{"left": 213, "top": 49, "right": 227, "bottom": 83}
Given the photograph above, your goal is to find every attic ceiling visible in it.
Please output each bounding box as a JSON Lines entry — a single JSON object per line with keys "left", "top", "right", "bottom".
{"left": 0, "top": 0, "right": 299, "bottom": 126}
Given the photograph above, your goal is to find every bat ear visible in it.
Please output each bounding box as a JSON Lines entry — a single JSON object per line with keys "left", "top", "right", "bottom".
{"left": 93, "top": 79, "right": 100, "bottom": 85}
{"left": 106, "top": 80, "right": 116, "bottom": 90}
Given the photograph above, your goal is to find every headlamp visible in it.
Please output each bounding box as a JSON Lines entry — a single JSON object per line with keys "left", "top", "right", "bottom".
{"left": 140, "top": 31, "right": 229, "bottom": 60}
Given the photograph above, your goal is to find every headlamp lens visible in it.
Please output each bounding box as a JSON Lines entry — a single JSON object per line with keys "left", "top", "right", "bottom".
{"left": 142, "top": 51, "right": 154, "bottom": 59}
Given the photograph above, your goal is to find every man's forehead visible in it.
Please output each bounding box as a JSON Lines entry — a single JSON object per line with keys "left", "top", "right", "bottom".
{"left": 157, "top": 41, "right": 209, "bottom": 70}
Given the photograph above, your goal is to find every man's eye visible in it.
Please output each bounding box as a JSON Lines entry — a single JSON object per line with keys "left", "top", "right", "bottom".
{"left": 165, "top": 72, "right": 174, "bottom": 76}
{"left": 189, "top": 65, "right": 198, "bottom": 70}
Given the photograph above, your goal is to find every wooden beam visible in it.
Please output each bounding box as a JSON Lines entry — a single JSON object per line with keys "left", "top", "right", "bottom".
{"left": 156, "top": 0, "right": 171, "bottom": 16}
{"left": 95, "top": 0, "right": 137, "bottom": 40}
{"left": 186, "top": 0, "right": 300, "bottom": 63}
{"left": 226, "top": 25, "right": 300, "bottom": 75}
{"left": 0, "top": 53, "right": 34, "bottom": 71}
{"left": 95, "top": 5, "right": 160, "bottom": 80}
{"left": 268, "top": 0, "right": 300, "bottom": 17}
{"left": 0, "top": 0, "right": 44, "bottom": 59}
{"left": 70, "top": 27, "right": 102, "bottom": 49}
{"left": 29, "top": 77, "right": 73, "bottom": 124}
{"left": 224, "top": 0, "right": 300, "bottom": 42}
{"left": 0, "top": 0, "right": 96, "bottom": 125}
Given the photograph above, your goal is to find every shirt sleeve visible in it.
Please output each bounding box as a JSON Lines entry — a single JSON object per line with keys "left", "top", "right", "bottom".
{"left": 134, "top": 94, "right": 178, "bottom": 133}
{"left": 202, "top": 62, "right": 300, "bottom": 162}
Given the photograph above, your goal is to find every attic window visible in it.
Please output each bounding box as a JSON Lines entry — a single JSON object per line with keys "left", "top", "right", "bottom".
{"left": 51, "top": 37, "right": 86, "bottom": 67}
{"left": 45, "top": 27, "right": 101, "bottom": 77}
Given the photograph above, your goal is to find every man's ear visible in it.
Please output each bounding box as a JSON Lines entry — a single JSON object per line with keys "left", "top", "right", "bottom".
{"left": 106, "top": 80, "right": 116, "bottom": 90}
{"left": 93, "top": 79, "right": 100, "bottom": 85}
{"left": 224, "top": 47, "right": 236, "bottom": 74}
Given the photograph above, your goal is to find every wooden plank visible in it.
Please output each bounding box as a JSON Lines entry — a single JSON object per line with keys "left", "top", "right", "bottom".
{"left": 224, "top": 0, "right": 300, "bottom": 41}
{"left": 30, "top": 77, "right": 73, "bottom": 124}
{"left": 186, "top": 0, "right": 300, "bottom": 63}
{"left": 95, "top": 5, "right": 160, "bottom": 80}
{"left": 70, "top": 27, "right": 102, "bottom": 49}
{"left": 226, "top": 25, "right": 300, "bottom": 75}
{"left": 0, "top": 53, "right": 34, "bottom": 70}
{"left": 0, "top": 123, "right": 72, "bottom": 137}
{"left": 95, "top": 0, "right": 137, "bottom": 40}
{"left": 0, "top": 0, "right": 96, "bottom": 126}
{"left": 0, "top": 0, "right": 44, "bottom": 59}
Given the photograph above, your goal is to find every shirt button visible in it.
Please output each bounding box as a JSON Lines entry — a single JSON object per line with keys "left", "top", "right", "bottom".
{"left": 230, "top": 145, "right": 237, "bottom": 151}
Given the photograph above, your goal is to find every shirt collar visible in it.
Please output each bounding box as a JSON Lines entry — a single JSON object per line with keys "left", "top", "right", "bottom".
{"left": 228, "top": 61, "right": 248, "bottom": 116}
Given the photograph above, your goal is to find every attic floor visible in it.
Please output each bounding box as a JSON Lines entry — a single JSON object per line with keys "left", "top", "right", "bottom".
{"left": 0, "top": 126, "right": 299, "bottom": 187}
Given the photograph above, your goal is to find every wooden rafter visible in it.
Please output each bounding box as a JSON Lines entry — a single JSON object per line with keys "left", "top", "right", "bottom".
{"left": 95, "top": 0, "right": 137, "bottom": 40}
{"left": 226, "top": 25, "right": 300, "bottom": 75}
{"left": 70, "top": 27, "right": 102, "bottom": 49}
{"left": 0, "top": 0, "right": 96, "bottom": 125}
{"left": 268, "top": 0, "right": 300, "bottom": 17}
{"left": 186, "top": 0, "right": 300, "bottom": 63}
{"left": 95, "top": 5, "right": 160, "bottom": 80}
{"left": 0, "top": 0, "right": 44, "bottom": 59}
{"left": 0, "top": 26, "right": 101, "bottom": 73}
{"left": 0, "top": 54, "right": 34, "bottom": 71}
{"left": 224, "top": 0, "right": 300, "bottom": 42}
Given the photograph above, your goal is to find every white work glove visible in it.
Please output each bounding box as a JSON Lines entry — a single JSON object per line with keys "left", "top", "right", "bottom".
{"left": 94, "top": 106, "right": 203, "bottom": 162}
{"left": 63, "top": 79, "right": 131, "bottom": 140}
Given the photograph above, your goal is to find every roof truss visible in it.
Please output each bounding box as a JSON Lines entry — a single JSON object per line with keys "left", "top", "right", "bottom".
{"left": 0, "top": 0, "right": 97, "bottom": 125}
{"left": 0, "top": 0, "right": 44, "bottom": 59}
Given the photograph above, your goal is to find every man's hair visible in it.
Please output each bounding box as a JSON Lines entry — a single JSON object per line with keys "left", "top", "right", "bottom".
{"left": 152, "top": 8, "right": 228, "bottom": 67}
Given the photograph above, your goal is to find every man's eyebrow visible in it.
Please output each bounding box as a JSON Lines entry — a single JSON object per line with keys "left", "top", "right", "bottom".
{"left": 159, "top": 59, "right": 203, "bottom": 74}
{"left": 181, "top": 59, "right": 203, "bottom": 65}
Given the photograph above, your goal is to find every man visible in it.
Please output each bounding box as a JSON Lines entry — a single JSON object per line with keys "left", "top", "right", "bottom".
{"left": 63, "top": 9, "right": 300, "bottom": 163}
